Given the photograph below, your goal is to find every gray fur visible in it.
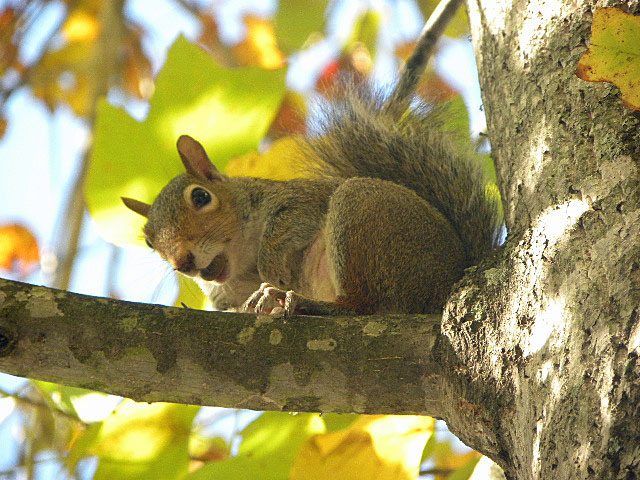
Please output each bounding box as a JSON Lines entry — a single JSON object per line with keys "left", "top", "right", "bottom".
{"left": 303, "top": 89, "right": 502, "bottom": 265}
{"left": 132, "top": 91, "right": 502, "bottom": 314}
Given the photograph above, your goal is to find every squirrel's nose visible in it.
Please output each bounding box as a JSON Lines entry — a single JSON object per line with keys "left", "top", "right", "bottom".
{"left": 174, "top": 252, "right": 196, "bottom": 273}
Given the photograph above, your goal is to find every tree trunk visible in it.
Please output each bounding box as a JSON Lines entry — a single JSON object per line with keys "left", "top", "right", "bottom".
{"left": 446, "top": 0, "right": 640, "bottom": 478}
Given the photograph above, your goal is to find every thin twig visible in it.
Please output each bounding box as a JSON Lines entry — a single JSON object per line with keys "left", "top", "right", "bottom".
{"left": 0, "top": 0, "right": 82, "bottom": 106}
{"left": 388, "top": 0, "right": 464, "bottom": 111}
{"left": 105, "top": 244, "right": 122, "bottom": 298}
{"left": 51, "top": 152, "right": 89, "bottom": 290}
{"left": 0, "top": 387, "right": 83, "bottom": 424}
{"left": 0, "top": 454, "right": 69, "bottom": 479}
{"left": 51, "top": 0, "right": 126, "bottom": 290}
{"left": 419, "top": 467, "right": 455, "bottom": 476}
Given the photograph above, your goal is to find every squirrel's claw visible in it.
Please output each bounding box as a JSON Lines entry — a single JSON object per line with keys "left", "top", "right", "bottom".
{"left": 243, "top": 283, "right": 297, "bottom": 317}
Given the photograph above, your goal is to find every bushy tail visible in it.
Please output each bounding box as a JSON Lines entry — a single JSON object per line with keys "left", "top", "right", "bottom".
{"left": 304, "top": 89, "right": 502, "bottom": 264}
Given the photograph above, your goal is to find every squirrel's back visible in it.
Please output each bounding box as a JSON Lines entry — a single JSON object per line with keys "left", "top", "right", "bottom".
{"left": 303, "top": 88, "right": 502, "bottom": 265}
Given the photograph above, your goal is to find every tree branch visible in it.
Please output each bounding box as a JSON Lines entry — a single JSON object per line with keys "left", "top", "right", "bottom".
{"left": 50, "top": 0, "right": 127, "bottom": 290}
{"left": 388, "top": 0, "right": 464, "bottom": 108}
{"left": 0, "top": 278, "right": 458, "bottom": 417}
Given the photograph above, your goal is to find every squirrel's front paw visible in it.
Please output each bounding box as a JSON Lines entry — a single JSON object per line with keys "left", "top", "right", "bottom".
{"left": 242, "top": 283, "right": 299, "bottom": 316}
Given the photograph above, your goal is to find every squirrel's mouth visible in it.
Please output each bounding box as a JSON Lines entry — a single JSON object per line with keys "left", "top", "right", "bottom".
{"left": 200, "top": 254, "right": 229, "bottom": 283}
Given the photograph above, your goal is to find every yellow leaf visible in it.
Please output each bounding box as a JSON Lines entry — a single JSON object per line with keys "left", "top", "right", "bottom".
{"left": 65, "top": 73, "right": 94, "bottom": 117}
{"left": 91, "top": 402, "right": 178, "bottom": 461}
{"left": 86, "top": 400, "right": 199, "bottom": 480}
{"left": 0, "top": 223, "right": 39, "bottom": 274}
{"left": 174, "top": 275, "right": 208, "bottom": 310}
{"left": 63, "top": 11, "right": 100, "bottom": 43}
{"left": 429, "top": 439, "right": 481, "bottom": 480}
{"left": 290, "top": 415, "right": 434, "bottom": 480}
{"left": 270, "top": 92, "right": 307, "bottom": 137}
{"left": 123, "top": 28, "right": 154, "bottom": 100}
{"left": 225, "top": 137, "right": 306, "bottom": 180}
{"left": 30, "top": 42, "right": 96, "bottom": 115}
{"left": 232, "top": 16, "right": 285, "bottom": 69}
{"left": 576, "top": 7, "right": 640, "bottom": 110}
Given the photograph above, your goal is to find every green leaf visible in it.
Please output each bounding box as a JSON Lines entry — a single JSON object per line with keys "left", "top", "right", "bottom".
{"left": 33, "top": 381, "right": 83, "bottom": 419}
{"left": 420, "top": 431, "right": 437, "bottom": 463}
{"left": 416, "top": 0, "right": 469, "bottom": 37}
{"left": 440, "top": 96, "right": 470, "bottom": 138}
{"left": 189, "top": 433, "right": 230, "bottom": 462}
{"left": 86, "top": 35, "right": 287, "bottom": 246}
{"left": 448, "top": 455, "right": 481, "bottom": 480}
{"left": 481, "top": 152, "right": 497, "bottom": 184}
{"left": 348, "top": 10, "right": 381, "bottom": 58}
{"left": 67, "top": 422, "right": 102, "bottom": 474}
{"left": 34, "top": 381, "right": 118, "bottom": 422}
{"left": 187, "top": 412, "right": 325, "bottom": 480}
{"left": 274, "top": 0, "right": 328, "bottom": 52}
{"left": 321, "top": 413, "right": 359, "bottom": 432}
{"left": 90, "top": 400, "right": 200, "bottom": 480}
{"left": 239, "top": 412, "right": 324, "bottom": 458}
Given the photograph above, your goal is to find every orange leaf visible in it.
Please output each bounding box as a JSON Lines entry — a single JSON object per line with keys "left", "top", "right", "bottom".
{"left": 123, "top": 28, "right": 154, "bottom": 100}
{"left": 0, "top": 7, "right": 18, "bottom": 73}
{"left": 0, "top": 42, "right": 17, "bottom": 74}
{"left": 316, "top": 60, "right": 340, "bottom": 95}
{"left": 269, "top": 92, "right": 307, "bottom": 137}
{"left": 64, "top": 73, "right": 93, "bottom": 117}
{"left": 416, "top": 72, "right": 459, "bottom": 103}
{"left": 0, "top": 116, "right": 7, "bottom": 139}
{"left": 316, "top": 53, "right": 369, "bottom": 98}
{"left": 395, "top": 41, "right": 416, "bottom": 62}
{"left": 0, "top": 224, "right": 40, "bottom": 274}
{"left": 0, "top": 8, "right": 15, "bottom": 29}
{"left": 232, "top": 15, "right": 285, "bottom": 69}
{"left": 198, "top": 13, "right": 220, "bottom": 50}
{"left": 197, "top": 14, "right": 234, "bottom": 66}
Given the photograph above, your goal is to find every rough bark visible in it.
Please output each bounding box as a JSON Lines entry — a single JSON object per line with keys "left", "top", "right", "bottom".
{"left": 445, "top": 0, "right": 640, "bottom": 478}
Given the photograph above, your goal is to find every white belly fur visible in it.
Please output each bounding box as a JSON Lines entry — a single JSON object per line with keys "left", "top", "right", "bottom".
{"left": 300, "top": 225, "right": 338, "bottom": 302}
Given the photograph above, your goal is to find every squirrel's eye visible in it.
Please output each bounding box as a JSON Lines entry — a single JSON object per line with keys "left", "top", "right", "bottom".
{"left": 191, "top": 187, "right": 211, "bottom": 209}
{"left": 145, "top": 238, "right": 153, "bottom": 249}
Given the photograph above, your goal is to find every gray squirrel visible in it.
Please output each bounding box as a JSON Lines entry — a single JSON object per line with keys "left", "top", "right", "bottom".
{"left": 122, "top": 8, "right": 502, "bottom": 315}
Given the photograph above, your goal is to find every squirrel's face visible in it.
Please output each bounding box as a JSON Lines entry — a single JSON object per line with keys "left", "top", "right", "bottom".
{"left": 144, "top": 175, "right": 239, "bottom": 284}
{"left": 122, "top": 134, "right": 240, "bottom": 285}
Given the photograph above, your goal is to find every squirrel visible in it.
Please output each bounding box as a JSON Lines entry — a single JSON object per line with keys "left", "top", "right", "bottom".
{"left": 122, "top": 9, "right": 502, "bottom": 316}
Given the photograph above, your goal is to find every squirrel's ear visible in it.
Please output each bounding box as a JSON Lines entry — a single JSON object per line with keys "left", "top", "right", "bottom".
{"left": 176, "top": 135, "right": 225, "bottom": 181}
{"left": 121, "top": 197, "right": 150, "bottom": 218}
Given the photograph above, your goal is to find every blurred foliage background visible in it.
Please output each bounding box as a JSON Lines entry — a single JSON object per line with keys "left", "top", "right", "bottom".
{"left": 0, "top": 0, "right": 486, "bottom": 478}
